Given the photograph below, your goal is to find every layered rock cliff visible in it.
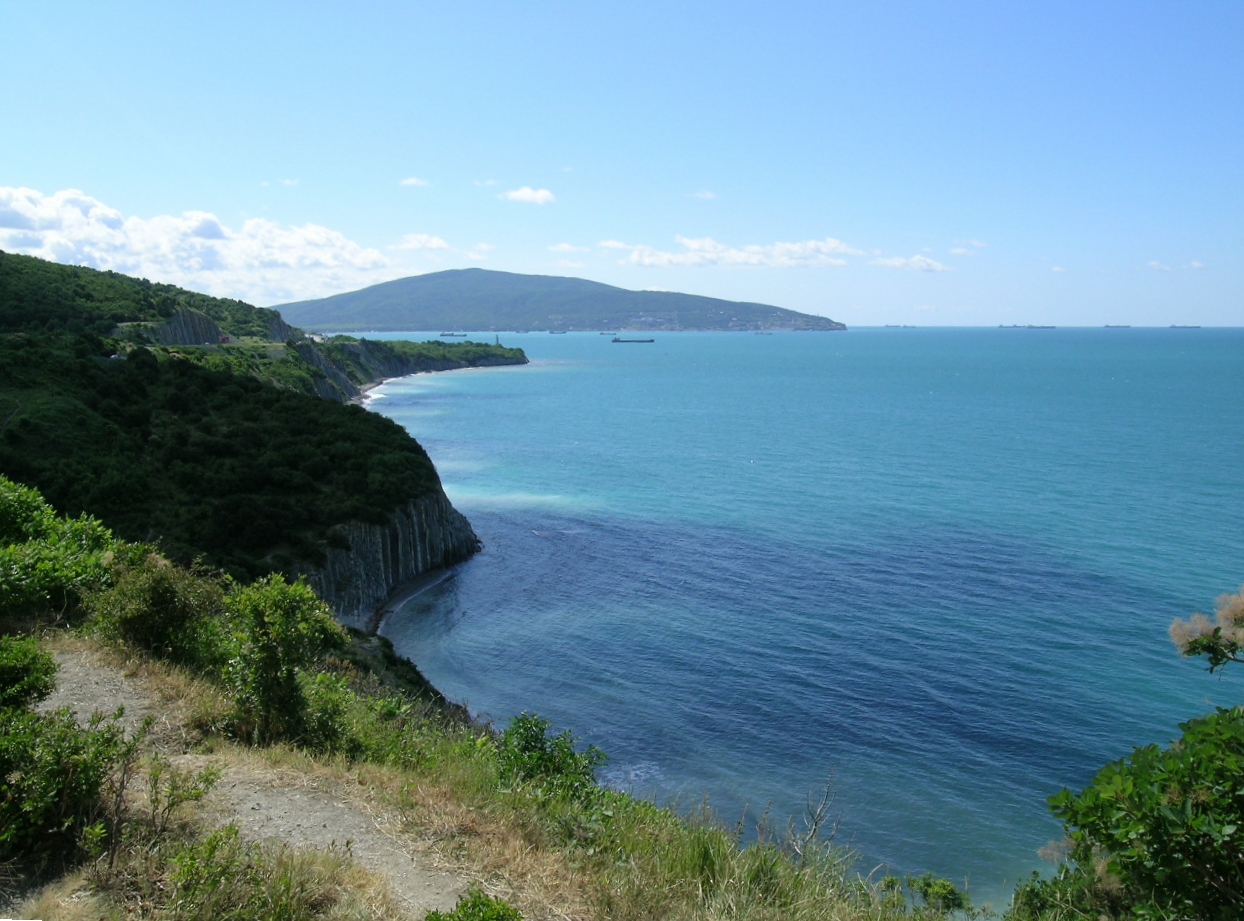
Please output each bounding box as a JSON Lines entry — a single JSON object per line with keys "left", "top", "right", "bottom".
{"left": 306, "top": 488, "right": 482, "bottom": 627}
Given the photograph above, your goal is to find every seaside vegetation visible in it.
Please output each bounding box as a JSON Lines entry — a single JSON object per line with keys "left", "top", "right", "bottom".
{"left": 0, "top": 251, "right": 524, "bottom": 580}
{"left": 2, "top": 475, "right": 976, "bottom": 919}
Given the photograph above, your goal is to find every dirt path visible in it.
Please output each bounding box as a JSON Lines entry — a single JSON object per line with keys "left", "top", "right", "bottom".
{"left": 38, "top": 644, "right": 469, "bottom": 919}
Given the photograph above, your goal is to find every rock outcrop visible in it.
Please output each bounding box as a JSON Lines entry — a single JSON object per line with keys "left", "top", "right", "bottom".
{"left": 307, "top": 488, "right": 481, "bottom": 628}
{"left": 152, "top": 308, "right": 225, "bottom": 345}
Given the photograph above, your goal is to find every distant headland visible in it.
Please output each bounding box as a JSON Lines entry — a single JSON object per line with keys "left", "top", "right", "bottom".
{"left": 273, "top": 268, "right": 846, "bottom": 332}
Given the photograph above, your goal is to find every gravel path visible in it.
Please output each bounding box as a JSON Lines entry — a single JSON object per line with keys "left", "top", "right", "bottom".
{"left": 37, "top": 645, "right": 469, "bottom": 919}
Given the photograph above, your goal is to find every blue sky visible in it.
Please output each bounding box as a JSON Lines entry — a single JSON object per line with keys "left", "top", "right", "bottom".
{"left": 2, "top": 1, "right": 1240, "bottom": 326}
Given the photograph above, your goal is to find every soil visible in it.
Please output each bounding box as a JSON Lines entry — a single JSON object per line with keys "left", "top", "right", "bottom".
{"left": 32, "top": 644, "right": 470, "bottom": 919}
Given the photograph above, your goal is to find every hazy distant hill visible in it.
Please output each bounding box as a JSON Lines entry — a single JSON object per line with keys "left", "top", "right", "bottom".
{"left": 274, "top": 269, "right": 846, "bottom": 332}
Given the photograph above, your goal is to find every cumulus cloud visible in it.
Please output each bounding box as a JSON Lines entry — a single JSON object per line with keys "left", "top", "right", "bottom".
{"left": 392, "top": 233, "right": 449, "bottom": 250}
{"left": 870, "top": 255, "right": 949, "bottom": 272}
{"left": 549, "top": 243, "right": 588, "bottom": 252}
{"left": 1148, "top": 261, "right": 1173, "bottom": 272}
{"left": 501, "top": 186, "right": 555, "bottom": 204}
{"left": 400, "top": 177, "right": 428, "bottom": 187}
{"left": 0, "top": 186, "right": 396, "bottom": 305}
{"left": 599, "top": 235, "right": 863, "bottom": 268}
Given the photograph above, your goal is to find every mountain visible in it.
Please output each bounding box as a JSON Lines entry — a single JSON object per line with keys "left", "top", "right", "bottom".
{"left": 274, "top": 268, "right": 846, "bottom": 332}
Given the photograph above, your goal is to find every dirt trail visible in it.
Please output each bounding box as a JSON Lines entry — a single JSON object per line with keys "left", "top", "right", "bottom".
{"left": 38, "top": 645, "right": 469, "bottom": 919}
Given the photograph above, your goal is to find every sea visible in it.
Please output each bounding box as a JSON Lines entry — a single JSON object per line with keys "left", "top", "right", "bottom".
{"left": 360, "top": 327, "right": 1244, "bottom": 908}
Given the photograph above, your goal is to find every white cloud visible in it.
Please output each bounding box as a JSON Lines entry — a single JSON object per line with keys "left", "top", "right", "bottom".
{"left": 392, "top": 233, "right": 449, "bottom": 250}
{"left": 1051, "top": 266, "right": 1066, "bottom": 273}
{"left": 691, "top": 190, "right": 717, "bottom": 200}
{"left": 1148, "top": 260, "right": 1173, "bottom": 272}
{"left": 870, "top": 255, "right": 949, "bottom": 272}
{"left": 949, "top": 247, "right": 973, "bottom": 256}
{"left": 0, "top": 186, "right": 396, "bottom": 305}
{"left": 280, "top": 179, "right": 299, "bottom": 187}
{"left": 600, "top": 235, "right": 863, "bottom": 268}
{"left": 549, "top": 243, "right": 588, "bottom": 252}
{"left": 501, "top": 186, "right": 555, "bottom": 204}
{"left": 400, "top": 177, "right": 428, "bottom": 187}
{"left": 1189, "top": 260, "right": 1206, "bottom": 269}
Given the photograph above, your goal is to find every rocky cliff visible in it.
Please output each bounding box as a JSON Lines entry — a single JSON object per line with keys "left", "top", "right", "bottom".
{"left": 306, "top": 488, "right": 481, "bottom": 627}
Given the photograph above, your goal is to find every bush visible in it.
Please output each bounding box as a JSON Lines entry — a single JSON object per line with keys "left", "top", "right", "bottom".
{"left": 426, "top": 884, "right": 523, "bottom": 921}
{"left": 225, "top": 574, "right": 346, "bottom": 743}
{"left": 495, "top": 712, "right": 605, "bottom": 800}
{"left": 0, "top": 634, "right": 57, "bottom": 709}
{"left": 0, "top": 707, "right": 127, "bottom": 860}
{"left": 0, "top": 479, "right": 122, "bottom": 622}
{"left": 0, "top": 475, "right": 54, "bottom": 544}
{"left": 87, "top": 553, "right": 227, "bottom": 669}
{"left": 1048, "top": 705, "right": 1244, "bottom": 920}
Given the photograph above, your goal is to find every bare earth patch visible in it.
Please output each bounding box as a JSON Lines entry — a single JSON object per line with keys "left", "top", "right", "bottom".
{"left": 33, "top": 639, "right": 469, "bottom": 919}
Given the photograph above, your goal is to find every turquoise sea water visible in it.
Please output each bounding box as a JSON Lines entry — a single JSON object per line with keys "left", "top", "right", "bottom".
{"left": 365, "top": 328, "right": 1244, "bottom": 906}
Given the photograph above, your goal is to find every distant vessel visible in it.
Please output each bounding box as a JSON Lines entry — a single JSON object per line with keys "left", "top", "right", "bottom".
{"left": 1170, "top": 325, "right": 1201, "bottom": 329}
{"left": 439, "top": 332, "right": 467, "bottom": 337}
{"left": 1105, "top": 325, "right": 1131, "bottom": 328}
{"left": 549, "top": 330, "right": 568, "bottom": 334}
{"left": 613, "top": 337, "right": 655, "bottom": 343}
{"left": 600, "top": 331, "right": 617, "bottom": 335}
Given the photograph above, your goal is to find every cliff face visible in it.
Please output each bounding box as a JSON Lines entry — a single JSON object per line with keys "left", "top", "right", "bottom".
{"left": 153, "top": 308, "right": 224, "bottom": 345}
{"left": 307, "top": 487, "right": 481, "bottom": 628}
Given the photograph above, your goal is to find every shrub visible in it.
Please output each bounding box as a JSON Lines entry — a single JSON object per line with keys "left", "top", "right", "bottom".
{"left": 426, "top": 884, "right": 523, "bottom": 921}
{"left": 0, "top": 481, "right": 121, "bottom": 622}
{"left": 1048, "top": 705, "right": 1244, "bottom": 920}
{"left": 495, "top": 712, "right": 605, "bottom": 800}
{"left": 225, "top": 574, "right": 346, "bottom": 743}
{"left": 87, "top": 553, "right": 227, "bottom": 669}
{"left": 0, "top": 634, "right": 57, "bottom": 709}
{"left": 0, "top": 707, "right": 127, "bottom": 860}
{"left": 0, "top": 475, "right": 54, "bottom": 544}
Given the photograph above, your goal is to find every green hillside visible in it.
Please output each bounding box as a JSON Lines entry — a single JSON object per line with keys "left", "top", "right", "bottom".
{"left": 0, "top": 251, "right": 520, "bottom": 578}
{"left": 274, "top": 268, "right": 846, "bottom": 332}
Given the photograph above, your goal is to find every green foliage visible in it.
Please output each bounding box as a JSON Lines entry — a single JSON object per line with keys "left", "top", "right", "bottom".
{"left": 495, "top": 712, "right": 606, "bottom": 800}
{"left": 0, "top": 634, "right": 57, "bottom": 708}
{"left": 226, "top": 574, "right": 347, "bottom": 743}
{"left": 0, "top": 476, "right": 121, "bottom": 620}
{"left": 426, "top": 884, "right": 524, "bottom": 921}
{"left": 1048, "top": 706, "right": 1244, "bottom": 920}
{"left": 0, "top": 332, "right": 442, "bottom": 579}
{"left": 144, "top": 752, "right": 221, "bottom": 838}
{"left": 907, "top": 872, "right": 971, "bottom": 913}
{"left": 0, "top": 474, "right": 54, "bottom": 543}
{"left": 0, "top": 249, "right": 287, "bottom": 341}
{"left": 316, "top": 337, "right": 528, "bottom": 387}
{"left": 165, "top": 824, "right": 367, "bottom": 921}
{"left": 87, "top": 553, "right": 227, "bottom": 669}
{"left": 0, "top": 706, "right": 128, "bottom": 860}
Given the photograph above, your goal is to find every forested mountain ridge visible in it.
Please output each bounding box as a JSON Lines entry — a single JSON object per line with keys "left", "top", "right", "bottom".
{"left": 275, "top": 267, "right": 847, "bottom": 332}
{"left": 0, "top": 251, "right": 516, "bottom": 581}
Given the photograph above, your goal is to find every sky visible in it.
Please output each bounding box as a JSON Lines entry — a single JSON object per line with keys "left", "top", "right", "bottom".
{"left": 1, "top": 1, "right": 1240, "bottom": 326}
